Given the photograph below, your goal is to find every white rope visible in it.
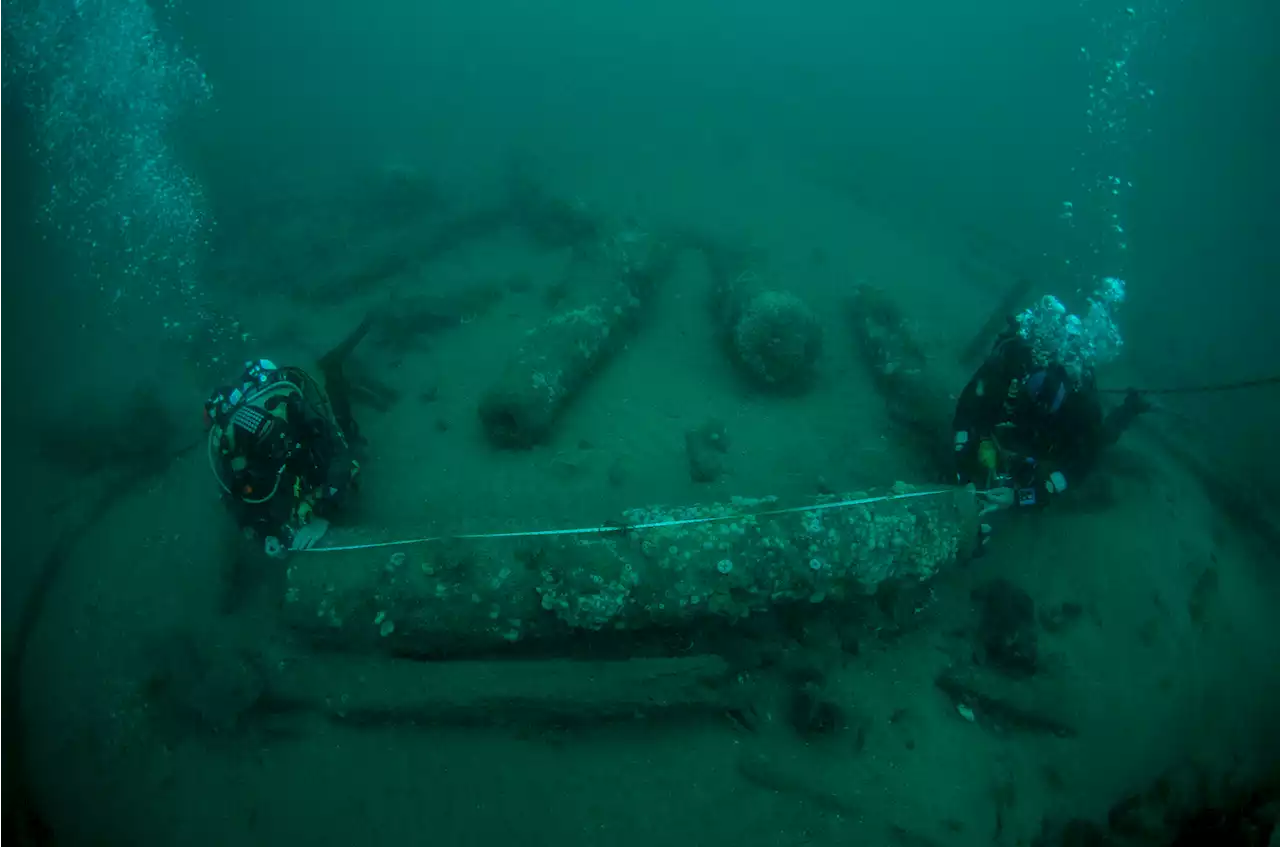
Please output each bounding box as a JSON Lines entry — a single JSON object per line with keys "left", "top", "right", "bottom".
{"left": 303, "top": 488, "right": 957, "bottom": 554}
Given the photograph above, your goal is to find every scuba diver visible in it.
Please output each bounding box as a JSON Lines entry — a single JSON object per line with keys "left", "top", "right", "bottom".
{"left": 205, "top": 318, "right": 371, "bottom": 556}
{"left": 952, "top": 278, "right": 1150, "bottom": 515}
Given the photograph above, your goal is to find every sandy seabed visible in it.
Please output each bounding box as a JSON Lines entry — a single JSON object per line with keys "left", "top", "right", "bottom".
{"left": 14, "top": 182, "right": 1280, "bottom": 847}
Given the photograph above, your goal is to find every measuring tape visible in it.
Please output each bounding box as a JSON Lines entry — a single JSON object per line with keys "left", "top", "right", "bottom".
{"left": 303, "top": 487, "right": 959, "bottom": 554}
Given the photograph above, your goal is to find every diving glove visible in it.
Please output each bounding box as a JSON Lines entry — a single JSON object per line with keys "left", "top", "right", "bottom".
{"left": 290, "top": 517, "right": 330, "bottom": 551}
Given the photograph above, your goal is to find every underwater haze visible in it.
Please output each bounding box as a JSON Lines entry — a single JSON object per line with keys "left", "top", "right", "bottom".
{"left": 4, "top": 0, "right": 1280, "bottom": 845}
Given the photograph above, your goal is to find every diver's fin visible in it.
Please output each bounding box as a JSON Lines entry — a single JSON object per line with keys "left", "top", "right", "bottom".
{"left": 959, "top": 278, "right": 1033, "bottom": 368}
{"left": 317, "top": 313, "right": 377, "bottom": 446}
{"left": 318, "top": 313, "right": 374, "bottom": 372}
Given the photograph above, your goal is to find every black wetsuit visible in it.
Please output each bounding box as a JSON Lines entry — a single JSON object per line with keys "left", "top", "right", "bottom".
{"left": 215, "top": 319, "right": 372, "bottom": 544}
{"left": 219, "top": 372, "right": 358, "bottom": 543}
{"left": 952, "top": 332, "right": 1136, "bottom": 506}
